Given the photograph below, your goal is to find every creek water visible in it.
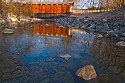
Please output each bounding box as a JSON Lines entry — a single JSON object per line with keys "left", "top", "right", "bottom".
{"left": 0, "top": 21, "right": 125, "bottom": 83}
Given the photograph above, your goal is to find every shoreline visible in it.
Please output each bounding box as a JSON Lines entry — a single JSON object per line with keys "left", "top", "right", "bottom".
{"left": 46, "top": 7, "right": 125, "bottom": 41}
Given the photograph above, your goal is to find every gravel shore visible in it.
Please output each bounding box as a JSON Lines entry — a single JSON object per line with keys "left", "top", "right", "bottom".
{"left": 47, "top": 7, "right": 125, "bottom": 40}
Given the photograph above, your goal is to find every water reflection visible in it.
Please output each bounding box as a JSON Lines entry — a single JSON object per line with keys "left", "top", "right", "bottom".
{"left": 0, "top": 22, "right": 125, "bottom": 83}
{"left": 33, "top": 22, "right": 95, "bottom": 53}
{"left": 34, "top": 21, "right": 71, "bottom": 38}
{"left": 91, "top": 38, "right": 125, "bottom": 78}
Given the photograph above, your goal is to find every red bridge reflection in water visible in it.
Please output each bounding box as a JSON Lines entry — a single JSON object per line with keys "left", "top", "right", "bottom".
{"left": 34, "top": 22, "right": 72, "bottom": 38}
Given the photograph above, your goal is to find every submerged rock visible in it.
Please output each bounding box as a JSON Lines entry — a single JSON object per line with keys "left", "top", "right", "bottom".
{"left": 2, "top": 29, "right": 15, "bottom": 34}
{"left": 98, "top": 73, "right": 113, "bottom": 83}
{"left": 76, "top": 65, "right": 97, "bottom": 80}
{"left": 1, "top": 69, "right": 28, "bottom": 80}
{"left": 60, "top": 54, "right": 71, "bottom": 60}
{"left": 116, "top": 41, "right": 125, "bottom": 46}
{"left": 55, "top": 72, "right": 75, "bottom": 83}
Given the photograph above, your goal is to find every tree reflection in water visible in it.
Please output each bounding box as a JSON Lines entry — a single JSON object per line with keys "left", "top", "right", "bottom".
{"left": 91, "top": 38, "right": 125, "bottom": 77}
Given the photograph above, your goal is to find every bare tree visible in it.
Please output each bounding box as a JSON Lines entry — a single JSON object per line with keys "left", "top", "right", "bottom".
{"left": 0, "top": 0, "right": 2, "bottom": 15}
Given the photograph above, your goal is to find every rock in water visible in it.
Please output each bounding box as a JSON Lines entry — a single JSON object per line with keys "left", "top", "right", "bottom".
{"left": 96, "top": 34, "right": 103, "bottom": 39}
{"left": 116, "top": 41, "right": 125, "bottom": 46}
{"left": 60, "top": 54, "right": 71, "bottom": 60}
{"left": 2, "top": 29, "right": 15, "bottom": 34}
{"left": 76, "top": 65, "right": 97, "bottom": 80}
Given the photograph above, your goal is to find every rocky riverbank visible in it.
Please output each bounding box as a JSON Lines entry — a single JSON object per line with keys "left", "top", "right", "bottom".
{"left": 0, "top": 16, "right": 43, "bottom": 31}
{"left": 47, "top": 7, "right": 125, "bottom": 41}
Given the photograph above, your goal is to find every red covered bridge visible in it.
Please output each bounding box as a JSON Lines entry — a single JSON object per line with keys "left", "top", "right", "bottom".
{"left": 21, "top": 2, "right": 74, "bottom": 18}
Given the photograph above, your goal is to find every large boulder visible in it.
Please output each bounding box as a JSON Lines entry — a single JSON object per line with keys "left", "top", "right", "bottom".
{"left": 76, "top": 65, "right": 97, "bottom": 80}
